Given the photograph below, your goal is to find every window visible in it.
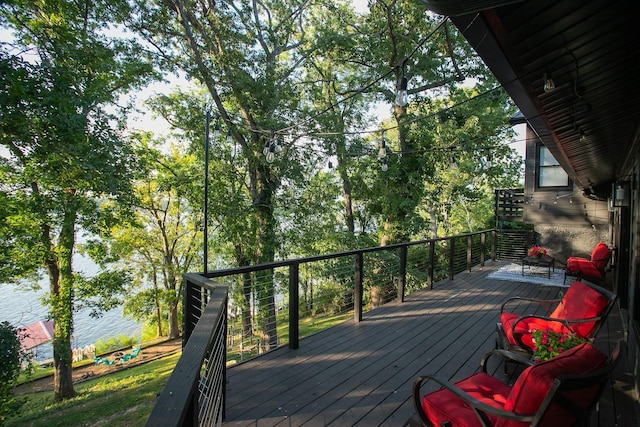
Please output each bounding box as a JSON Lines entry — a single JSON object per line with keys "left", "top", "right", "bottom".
{"left": 537, "top": 144, "right": 570, "bottom": 189}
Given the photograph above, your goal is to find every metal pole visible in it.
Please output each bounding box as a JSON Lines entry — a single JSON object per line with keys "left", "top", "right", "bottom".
{"left": 204, "top": 109, "right": 210, "bottom": 275}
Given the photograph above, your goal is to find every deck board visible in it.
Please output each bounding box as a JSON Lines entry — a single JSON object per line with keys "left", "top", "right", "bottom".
{"left": 222, "top": 261, "right": 637, "bottom": 426}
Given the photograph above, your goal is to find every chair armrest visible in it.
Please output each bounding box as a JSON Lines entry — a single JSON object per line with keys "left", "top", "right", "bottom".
{"left": 412, "top": 374, "right": 536, "bottom": 426}
{"left": 480, "top": 348, "right": 534, "bottom": 373}
{"left": 508, "top": 314, "right": 604, "bottom": 349}
{"left": 500, "top": 297, "right": 561, "bottom": 316}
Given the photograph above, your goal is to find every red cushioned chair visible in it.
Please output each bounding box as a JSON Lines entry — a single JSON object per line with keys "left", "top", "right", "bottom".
{"left": 412, "top": 341, "right": 624, "bottom": 427}
{"left": 496, "top": 280, "right": 616, "bottom": 357}
{"left": 564, "top": 242, "right": 612, "bottom": 284}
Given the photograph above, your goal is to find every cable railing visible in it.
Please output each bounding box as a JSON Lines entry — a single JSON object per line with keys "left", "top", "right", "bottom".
{"left": 146, "top": 228, "right": 522, "bottom": 426}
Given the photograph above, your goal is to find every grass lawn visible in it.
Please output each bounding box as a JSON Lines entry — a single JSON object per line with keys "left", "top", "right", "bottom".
{"left": 7, "top": 352, "right": 180, "bottom": 427}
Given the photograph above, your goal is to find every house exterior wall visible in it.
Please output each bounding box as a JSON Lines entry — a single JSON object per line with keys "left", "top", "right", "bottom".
{"left": 522, "top": 125, "right": 610, "bottom": 267}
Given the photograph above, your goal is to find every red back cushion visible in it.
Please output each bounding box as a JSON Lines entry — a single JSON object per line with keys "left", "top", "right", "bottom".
{"left": 590, "top": 243, "right": 611, "bottom": 270}
{"left": 549, "top": 281, "right": 610, "bottom": 337}
{"left": 499, "top": 343, "right": 608, "bottom": 427}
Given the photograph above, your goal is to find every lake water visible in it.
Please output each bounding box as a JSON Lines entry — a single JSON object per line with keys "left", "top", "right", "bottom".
{"left": 0, "top": 254, "right": 142, "bottom": 361}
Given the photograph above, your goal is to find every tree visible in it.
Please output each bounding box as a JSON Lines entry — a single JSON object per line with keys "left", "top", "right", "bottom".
{"left": 0, "top": 0, "right": 155, "bottom": 400}
{"left": 351, "top": 0, "right": 499, "bottom": 245}
{"left": 90, "top": 135, "right": 203, "bottom": 339}
{"left": 128, "top": 0, "right": 345, "bottom": 351}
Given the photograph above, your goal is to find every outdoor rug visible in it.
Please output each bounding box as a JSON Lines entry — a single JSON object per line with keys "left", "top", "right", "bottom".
{"left": 487, "top": 263, "right": 568, "bottom": 288}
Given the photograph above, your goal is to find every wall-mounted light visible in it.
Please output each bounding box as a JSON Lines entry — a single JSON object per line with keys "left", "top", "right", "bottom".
{"left": 613, "top": 182, "right": 628, "bottom": 207}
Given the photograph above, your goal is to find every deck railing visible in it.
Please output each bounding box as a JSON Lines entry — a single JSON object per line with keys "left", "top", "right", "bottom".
{"left": 145, "top": 228, "right": 531, "bottom": 426}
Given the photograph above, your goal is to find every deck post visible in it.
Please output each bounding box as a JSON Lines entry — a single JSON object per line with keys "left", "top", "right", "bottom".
{"left": 398, "top": 246, "right": 407, "bottom": 302}
{"left": 480, "top": 232, "right": 486, "bottom": 266}
{"left": 467, "top": 235, "right": 473, "bottom": 273}
{"left": 354, "top": 253, "right": 363, "bottom": 322}
{"left": 449, "top": 237, "right": 456, "bottom": 280}
{"left": 492, "top": 229, "right": 497, "bottom": 260}
{"left": 289, "top": 262, "right": 300, "bottom": 349}
{"left": 428, "top": 240, "right": 435, "bottom": 288}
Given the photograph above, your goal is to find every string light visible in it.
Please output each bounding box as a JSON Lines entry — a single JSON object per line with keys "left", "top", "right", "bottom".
{"left": 395, "top": 75, "right": 409, "bottom": 107}
{"left": 378, "top": 138, "right": 387, "bottom": 160}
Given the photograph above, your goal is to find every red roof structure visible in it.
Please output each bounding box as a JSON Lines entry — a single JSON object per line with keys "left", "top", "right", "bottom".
{"left": 19, "top": 320, "right": 54, "bottom": 350}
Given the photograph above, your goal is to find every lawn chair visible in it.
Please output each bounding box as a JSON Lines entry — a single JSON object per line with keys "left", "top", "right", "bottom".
{"left": 564, "top": 242, "right": 612, "bottom": 284}
{"left": 412, "top": 341, "right": 625, "bottom": 427}
{"left": 497, "top": 279, "right": 616, "bottom": 357}
{"left": 130, "top": 345, "right": 141, "bottom": 358}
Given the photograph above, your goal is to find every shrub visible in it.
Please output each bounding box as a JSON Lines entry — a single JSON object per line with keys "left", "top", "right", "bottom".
{"left": 0, "top": 321, "right": 31, "bottom": 425}
{"left": 95, "top": 334, "right": 139, "bottom": 355}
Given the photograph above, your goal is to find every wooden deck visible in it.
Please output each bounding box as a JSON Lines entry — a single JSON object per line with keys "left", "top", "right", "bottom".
{"left": 222, "top": 261, "right": 639, "bottom": 426}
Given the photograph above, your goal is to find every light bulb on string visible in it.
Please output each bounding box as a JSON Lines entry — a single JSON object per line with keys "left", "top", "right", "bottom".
{"left": 395, "top": 76, "right": 409, "bottom": 107}
{"left": 275, "top": 136, "right": 283, "bottom": 153}
{"left": 266, "top": 145, "right": 276, "bottom": 163}
{"left": 378, "top": 139, "right": 387, "bottom": 160}
{"left": 226, "top": 130, "right": 233, "bottom": 145}
{"left": 543, "top": 72, "right": 555, "bottom": 93}
{"left": 212, "top": 121, "right": 221, "bottom": 141}
{"left": 381, "top": 158, "right": 388, "bottom": 172}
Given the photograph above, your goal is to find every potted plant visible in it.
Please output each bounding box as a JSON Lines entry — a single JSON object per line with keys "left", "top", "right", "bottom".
{"left": 528, "top": 246, "right": 548, "bottom": 258}
{"left": 531, "top": 328, "right": 591, "bottom": 362}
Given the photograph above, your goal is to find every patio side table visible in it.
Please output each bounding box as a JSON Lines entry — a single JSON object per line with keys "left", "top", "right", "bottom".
{"left": 522, "top": 255, "right": 555, "bottom": 279}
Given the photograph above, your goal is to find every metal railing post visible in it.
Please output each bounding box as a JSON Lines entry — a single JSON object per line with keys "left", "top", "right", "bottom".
{"left": 428, "top": 240, "right": 435, "bottom": 288}
{"left": 354, "top": 253, "right": 363, "bottom": 322}
{"left": 449, "top": 237, "right": 456, "bottom": 280}
{"left": 289, "top": 262, "right": 300, "bottom": 349}
{"left": 467, "top": 234, "right": 473, "bottom": 273}
{"left": 481, "top": 232, "right": 486, "bottom": 266}
{"left": 398, "top": 246, "right": 407, "bottom": 302}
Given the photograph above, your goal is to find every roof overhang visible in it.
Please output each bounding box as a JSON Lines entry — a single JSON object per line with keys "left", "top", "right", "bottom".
{"left": 421, "top": 0, "right": 640, "bottom": 199}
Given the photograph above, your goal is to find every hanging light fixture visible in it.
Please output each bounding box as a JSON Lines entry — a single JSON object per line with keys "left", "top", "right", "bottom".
{"left": 543, "top": 71, "right": 555, "bottom": 93}
{"left": 266, "top": 143, "right": 276, "bottom": 163}
{"left": 395, "top": 76, "right": 409, "bottom": 107}
{"left": 381, "top": 158, "right": 388, "bottom": 172}
{"left": 378, "top": 138, "right": 387, "bottom": 160}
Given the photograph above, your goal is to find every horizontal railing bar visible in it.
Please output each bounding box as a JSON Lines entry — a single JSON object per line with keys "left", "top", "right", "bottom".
{"left": 202, "top": 230, "right": 496, "bottom": 278}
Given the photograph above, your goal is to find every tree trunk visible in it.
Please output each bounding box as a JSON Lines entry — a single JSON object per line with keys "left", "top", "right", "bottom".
{"left": 51, "top": 204, "right": 77, "bottom": 400}
{"left": 168, "top": 303, "right": 180, "bottom": 339}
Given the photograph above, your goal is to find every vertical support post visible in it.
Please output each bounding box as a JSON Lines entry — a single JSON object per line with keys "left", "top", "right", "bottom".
{"left": 182, "top": 276, "right": 201, "bottom": 347}
{"left": 398, "top": 246, "right": 407, "bottom": 302}
{"left": 480, "top": 232, "right": 486, "bottom": 266}
{"left": 289, "top": 262, "right": 300, "bottom": 349}
{"left": 354, "top": 253, "right": 363, "bottom": 322}
{"left": 203, "top": 109, "right": 210, "bottom": 275}
{"left": 449, "top": 237, "right": 456, "bottom": 280}
{"left": 492, "top": 229, "right": 497, "bottom": 261}
{"left": 467, "top": 235, "right": 473, "bottom": 273}
{"left": 428, "top": 241, "right": 435, "bottom": 289}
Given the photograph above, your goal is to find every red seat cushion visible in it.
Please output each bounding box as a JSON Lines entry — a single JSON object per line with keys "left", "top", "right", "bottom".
{"left": 566, "top": 243, "right": 610, "bottom": 278}
{"left": 421, "top": 372, "right": 510, "bottom": 427}
{"left": 566, "top": 257, "right": 603, "bottom": 278}
{"left": 498, "top": 343, "right": 608, "bottom": 427}
{"left": 500, "top": 281, "right": 610, "bottom": 349}
{"left": 549, "top": 281, "right": 610, "bottom": 337}
{"left": 500, "top": 312, "right": 569, "bottom": 349}
{"left": 590, "top": 242, "right": 611, "bottom": 270}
